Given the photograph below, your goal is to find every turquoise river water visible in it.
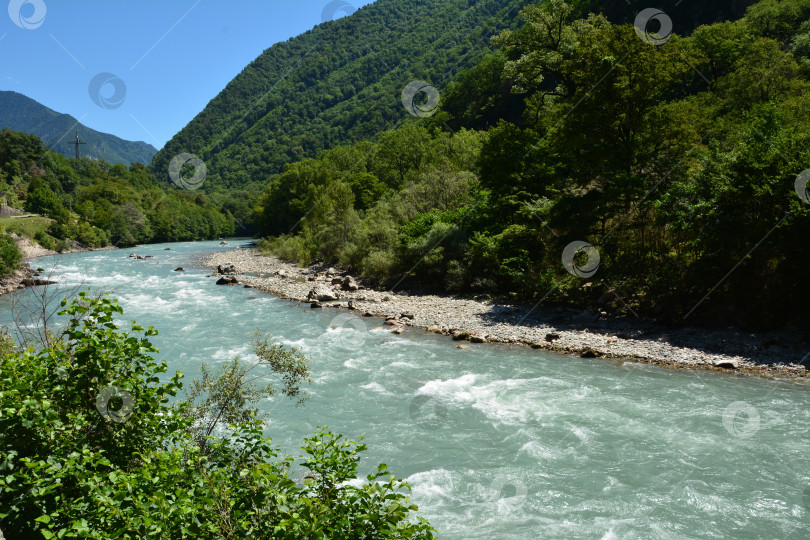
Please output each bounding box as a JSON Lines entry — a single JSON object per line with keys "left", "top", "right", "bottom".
{"left": 0, "top": 240, "right": 808, "bottom": 539}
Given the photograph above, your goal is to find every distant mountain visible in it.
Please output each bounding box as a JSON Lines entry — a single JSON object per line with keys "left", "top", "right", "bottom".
{"left": 152, "top": 0, "right": 534, "bottom": 190}
{"left": 0, "top": 90, "right": 157, "bottom": 165}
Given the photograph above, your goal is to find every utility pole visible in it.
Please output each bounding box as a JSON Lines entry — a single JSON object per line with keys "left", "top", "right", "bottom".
{"left": 73, "top": 132, "right": 86, "bottom": 160}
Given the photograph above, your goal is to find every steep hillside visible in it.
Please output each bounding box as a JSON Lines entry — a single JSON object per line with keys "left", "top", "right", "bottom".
{"left": 0, "top": 91, "right": 157, "bottom": 165}
{"left": 254, "top": 0, "right": 810, "bottom": 328}
{"left": 152, "top": 0, "right": 533, "bottom": 190}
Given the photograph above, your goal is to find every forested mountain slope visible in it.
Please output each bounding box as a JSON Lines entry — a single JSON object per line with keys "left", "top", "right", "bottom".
{"left": 0, "top": 91, "right": 157, "bottom": 166}
{"left": 255, "top": 0, "right": 810, "bottom": 328}
{"left": 151, "top": 0, "right": 534, "bottom": 190}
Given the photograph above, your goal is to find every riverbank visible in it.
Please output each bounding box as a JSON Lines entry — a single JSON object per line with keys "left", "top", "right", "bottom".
{"left": 202, "top": 248, "right": 808, "bottom": 379}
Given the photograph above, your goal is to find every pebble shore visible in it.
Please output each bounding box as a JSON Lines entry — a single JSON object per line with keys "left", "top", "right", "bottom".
{"left": 202, "top": 247, "right": 810, "bottom": 380}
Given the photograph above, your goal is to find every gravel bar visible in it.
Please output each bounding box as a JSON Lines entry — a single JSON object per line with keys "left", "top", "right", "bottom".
{"left": 201, "top": 247, "right": 810, "bottom": 380}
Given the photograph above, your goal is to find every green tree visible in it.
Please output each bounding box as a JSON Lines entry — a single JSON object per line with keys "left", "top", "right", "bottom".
{"left": 0, "top": 232, "right": 21, "bottom": 276}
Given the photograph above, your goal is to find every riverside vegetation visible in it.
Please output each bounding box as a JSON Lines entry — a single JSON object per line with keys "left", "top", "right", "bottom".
{"left": 254, "top": 0, "right": 810, "bottom": 329}
{"left": 0, "top": 292, "right": 434, "bottom": 538}
{"left": 0, "top": 128, "right": 243, "bottom": 278}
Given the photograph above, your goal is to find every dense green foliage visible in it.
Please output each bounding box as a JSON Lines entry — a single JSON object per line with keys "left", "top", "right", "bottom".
{"left": 0, "top": 293, "right": 433, "bottom": 538}
{"left": 256, "top": 0, "right": 810, "bottom": 328}
{"left": 570, "top": 0, "right": 756, "bottom": 28}
{"left": 0, "top": 91, "right": 157, "bottom": 166}
{"left": 151, "top": 0, "right": 535, "bottom": 192}
{"left": 0, "top": 129, "right": 236, "bottom": 248}
{"left": 0, "top": 232, "right": 21, "bottom": 277}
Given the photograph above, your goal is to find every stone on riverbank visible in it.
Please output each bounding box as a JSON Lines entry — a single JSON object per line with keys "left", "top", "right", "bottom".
{"left": 217, "top": 264, "right": 237, "bottom": 274}
{"left": 21, "top": 278, "right": 57, "bottom": 287}
{"left": 341, "top": 276, "right": 359, "bottom": 291}
{"left": 713, "top": 359, "right": 741, "bottom": 370}
{"left": 307, "top": 284, "right": 338, "bottom": 302}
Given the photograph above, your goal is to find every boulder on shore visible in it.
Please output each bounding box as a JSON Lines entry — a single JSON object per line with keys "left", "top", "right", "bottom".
{"left": 307, "top": 284, "right": 339, "bottom": 302}
{"left": 713, "top": 358, "right": 741, "bottom": 370}
{"left": 452, "top": 331, "right": 471, "bottom": 341}
{"left": 341, "top": 276, "right": 359, "bottom": 291}
{"left": 21, "top": 278, "right": 57, "bottom": 287}
{"left": 217, "top": 264, "right": 237, "bottom": 274}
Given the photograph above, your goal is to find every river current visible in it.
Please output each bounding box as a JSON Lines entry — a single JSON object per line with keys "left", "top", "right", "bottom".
{"left": 1, "top": 240, "right": 808, "bottom": 539}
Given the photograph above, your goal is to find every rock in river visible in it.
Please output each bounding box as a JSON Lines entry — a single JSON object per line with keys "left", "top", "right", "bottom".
{"left": 216, "top": 276, "right": 239, "bottom": 286}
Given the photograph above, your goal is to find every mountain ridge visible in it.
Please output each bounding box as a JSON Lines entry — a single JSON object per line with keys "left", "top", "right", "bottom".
{"left": 151, "top": 0, "right": 534, "bottom": 190}
{"left": 0, "top": 90, "right": 158, "bottom": 165}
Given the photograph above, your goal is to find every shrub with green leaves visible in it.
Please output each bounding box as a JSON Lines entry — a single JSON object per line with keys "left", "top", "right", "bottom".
{"left": 0, "top": 292, "right": 434, "bottom": 539}
{"left": 0, "top": 232, "right": 21, "bottom": 277}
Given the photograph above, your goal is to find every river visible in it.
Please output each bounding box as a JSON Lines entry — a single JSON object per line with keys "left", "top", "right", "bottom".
{"left": 1, "top": 240, "right": 808, "bottom": 539}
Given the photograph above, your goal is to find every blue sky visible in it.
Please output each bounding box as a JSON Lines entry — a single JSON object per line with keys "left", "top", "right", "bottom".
{"left": 1, "top": 0, "right": 377, "bottom": 149}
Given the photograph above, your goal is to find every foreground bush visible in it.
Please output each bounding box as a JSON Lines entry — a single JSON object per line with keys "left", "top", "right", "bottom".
{"left": 0, "top": 293, "right": 433, "bottom": 539}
